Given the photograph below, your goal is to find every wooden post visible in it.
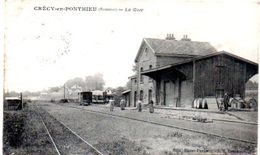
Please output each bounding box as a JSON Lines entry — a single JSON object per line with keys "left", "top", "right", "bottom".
{"left": 178, "top": 78, "right": 181, "bottom": 107}
{"left": 192, "top": 60, "right": 196, "bottom": 98}
{"left": 155, "top": 76, "right": 161, "bottom": 105}
{"left": 242, "top": 62, "right": 247, "bottom": 98}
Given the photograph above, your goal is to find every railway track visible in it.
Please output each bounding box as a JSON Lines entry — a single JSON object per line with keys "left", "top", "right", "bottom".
{"left": 62, "top": 104, "right": 257, "bottom": 145}
{"left": 35, "top": 106, "right": 104, "bottom": 155}
{"left": 39, "top": 114, "right": 61, "bottom": 155}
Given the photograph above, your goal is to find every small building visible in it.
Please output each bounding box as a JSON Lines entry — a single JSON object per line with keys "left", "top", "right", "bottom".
{"left": 122, "top": 90, "right": 131, "bottom": 107}
{"left": 128, "top": 35, "right": 258, "bottom": 108}
{"left": 4, "top": 97, "right": 23, "bottom": 110}
{"left": 78, "top": 91, "right": 92, "bottom": 105}
{"left": 104, "top": 88, "right": 114, "bottom": 101}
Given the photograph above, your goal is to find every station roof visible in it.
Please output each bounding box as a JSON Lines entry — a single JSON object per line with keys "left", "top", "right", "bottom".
{"left": 142, "top": 51, "right": 258, "bottom": 76}
{"left": 135, "top": 38, "right": 217, "bottom": 62}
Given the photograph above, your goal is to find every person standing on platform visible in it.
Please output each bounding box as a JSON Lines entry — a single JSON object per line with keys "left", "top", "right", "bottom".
{"left": 149, "top": 100, "right": 154, "bottom": 113}
{"left": 137, "top": 100, "right": 142, "bottom": 112}
{"left": 109, "top": 99, "right": 114, "bottom": 112}
{"left": 120, "top": 99, "right": 126, "bottom": 110}
{"left": 223, "top": 93, "right": 229, "bottom": 111}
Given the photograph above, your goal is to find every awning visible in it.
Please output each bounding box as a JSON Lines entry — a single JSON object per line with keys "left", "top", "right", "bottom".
{"left": 122, "top": 90, "right": 131, "bottom": 95}
{"left": 141, "top": 65, "right": 173, "bottom": 77}
{"left": 141, "top": 64, "right": 187, "bottom": 80}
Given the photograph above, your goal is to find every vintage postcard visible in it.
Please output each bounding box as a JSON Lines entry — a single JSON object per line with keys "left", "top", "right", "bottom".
{"left": 3, "top": 0, "right": 259, "bottom": 154}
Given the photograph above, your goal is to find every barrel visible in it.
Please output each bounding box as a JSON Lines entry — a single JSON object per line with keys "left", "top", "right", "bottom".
{"left": 197, "top": 98, "right": 203, "bottom": 109}
{"left": 192, "top": 99, "right": 197, "bottom": 108}
{"left": 202, "top": 99, "right": 208, "bottom": 109}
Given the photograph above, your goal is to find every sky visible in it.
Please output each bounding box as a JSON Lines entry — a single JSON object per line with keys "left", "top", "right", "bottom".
{"left": 4, "top": 0, "right": 260, "bottom": 92}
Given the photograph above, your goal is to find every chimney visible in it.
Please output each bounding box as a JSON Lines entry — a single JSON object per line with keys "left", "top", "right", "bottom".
{"left": 181, "top": 34, "right": 191, "bottom": 41}
{"left": 165, "top": 33, "right": 175, "bottom": 40}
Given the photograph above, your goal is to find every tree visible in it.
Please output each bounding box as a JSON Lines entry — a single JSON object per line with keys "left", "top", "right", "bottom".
{"left": 5, "top": 91, "right": 20, "bottom": 97}
{"left": 48, "top": 86, "right": 61, "bottom": 93}
{"left": 85, "top": 73, "right": 105, "bottom": 91}
{"left": 113, "top": 86, "right": 125, "bottom": 106}
{"left": 125, "top": 80, "right": 131, "bottom": 90}
{"left": 65, "top": 77, "right": 86, "bottom": 91}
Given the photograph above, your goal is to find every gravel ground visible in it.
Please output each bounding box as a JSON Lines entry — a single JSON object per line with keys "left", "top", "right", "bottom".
{"left": 64, "top": 103, "right": 257, "bottom": 142}
{"left": 155, "top": 109, "right": 242, "bottom": 121}
{"left": 95, "top": 103, "right": 257, "bottom": 122}
{"left": 38, "top": 102, "right": 257, "bottom": 154}
{"left": 226, "top": 111, "right": 258, "bottom": 123}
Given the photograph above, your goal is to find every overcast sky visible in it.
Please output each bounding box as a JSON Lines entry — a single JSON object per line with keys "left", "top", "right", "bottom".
{"left": 4, "top": 0, "right": 259, "bottom": 92}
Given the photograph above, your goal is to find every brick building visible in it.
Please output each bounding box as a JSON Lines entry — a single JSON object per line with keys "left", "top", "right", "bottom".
{"left": 127, "top": 35, "right": 258, "bottom": 108}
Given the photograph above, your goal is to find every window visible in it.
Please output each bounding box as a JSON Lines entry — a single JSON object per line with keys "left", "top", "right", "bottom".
{"left": 140, "top": 90, "right": 143, "bottom": 101}
{"left": 148, "top": 89, "right": 152, "bottom": 102}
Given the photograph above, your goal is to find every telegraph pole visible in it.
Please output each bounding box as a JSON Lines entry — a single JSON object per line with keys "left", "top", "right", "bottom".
{"left": 64, "top": 84, "right": 66, "bottom": 99}
{"left": 20, "top": 92, "right": 23, "bottom": 109}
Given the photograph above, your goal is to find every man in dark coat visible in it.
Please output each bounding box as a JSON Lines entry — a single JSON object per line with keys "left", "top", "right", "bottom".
{"left": 223, "top": 93, "right": 229, "bottom": 111}
{"left": 137, "top": 100, "right": 142, "bottom": 112}
{"left": 149, "top": 100, "right": 154, "bottom": 113}
{"left": 120, "top": 99, "right": 126, "bottom": 110}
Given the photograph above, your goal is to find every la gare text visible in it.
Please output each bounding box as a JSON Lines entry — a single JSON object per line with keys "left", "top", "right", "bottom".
{"left": 34, "top": 6, "right": 144, "bottom": 12}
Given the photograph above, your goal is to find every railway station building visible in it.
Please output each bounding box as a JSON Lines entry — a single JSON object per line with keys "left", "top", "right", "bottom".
{"left": 127, "top": 34, "right": 258, "bottom": 108}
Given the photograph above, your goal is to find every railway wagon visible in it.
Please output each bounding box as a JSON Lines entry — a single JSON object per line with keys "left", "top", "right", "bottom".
{"left": 92, "top": 90, "right": 108, "bottom": 104}
{"left": 79, "top": 91, "right": 92, "bottom": 106}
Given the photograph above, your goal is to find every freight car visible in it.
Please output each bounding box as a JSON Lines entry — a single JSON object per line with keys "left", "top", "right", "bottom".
{"left": 79, "top": 91, "right": 92, "bottom": 106}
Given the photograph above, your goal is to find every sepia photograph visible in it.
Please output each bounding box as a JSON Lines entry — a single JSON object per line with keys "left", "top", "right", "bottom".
{"left": 2, "top": 0, "right": 259, "bottom": 154}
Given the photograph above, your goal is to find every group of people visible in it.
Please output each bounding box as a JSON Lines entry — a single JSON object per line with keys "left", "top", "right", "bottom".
{"left": 109, "top": 99, "right": 154, "bottom": 113}
{"left": 137, "top": 100, "right": 154, "bottom": 113}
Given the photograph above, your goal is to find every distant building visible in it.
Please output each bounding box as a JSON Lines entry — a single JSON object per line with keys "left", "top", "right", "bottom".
{"left": 128, "top": 34, "right": 258, "bottom": 108}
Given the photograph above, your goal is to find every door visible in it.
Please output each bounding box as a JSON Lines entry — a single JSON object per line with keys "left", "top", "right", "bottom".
{"left": 128, "top": 94, "right": 130, "bottom": 107}
{"left": 164, "top": 81, "right": 174, "bottom": 106}
{"left": 134, "top": 91, "right": 137, "bottom": 107}
{"left": 148, "top": 89, "right": 152, "bottom": 103}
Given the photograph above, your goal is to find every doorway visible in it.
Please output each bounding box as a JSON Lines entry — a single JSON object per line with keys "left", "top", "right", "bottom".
{"left": 148, "top": 89, "right": 152, "bottom": 103}
{"left": 164, "top": 81, "right": 174, "bottom": 106}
